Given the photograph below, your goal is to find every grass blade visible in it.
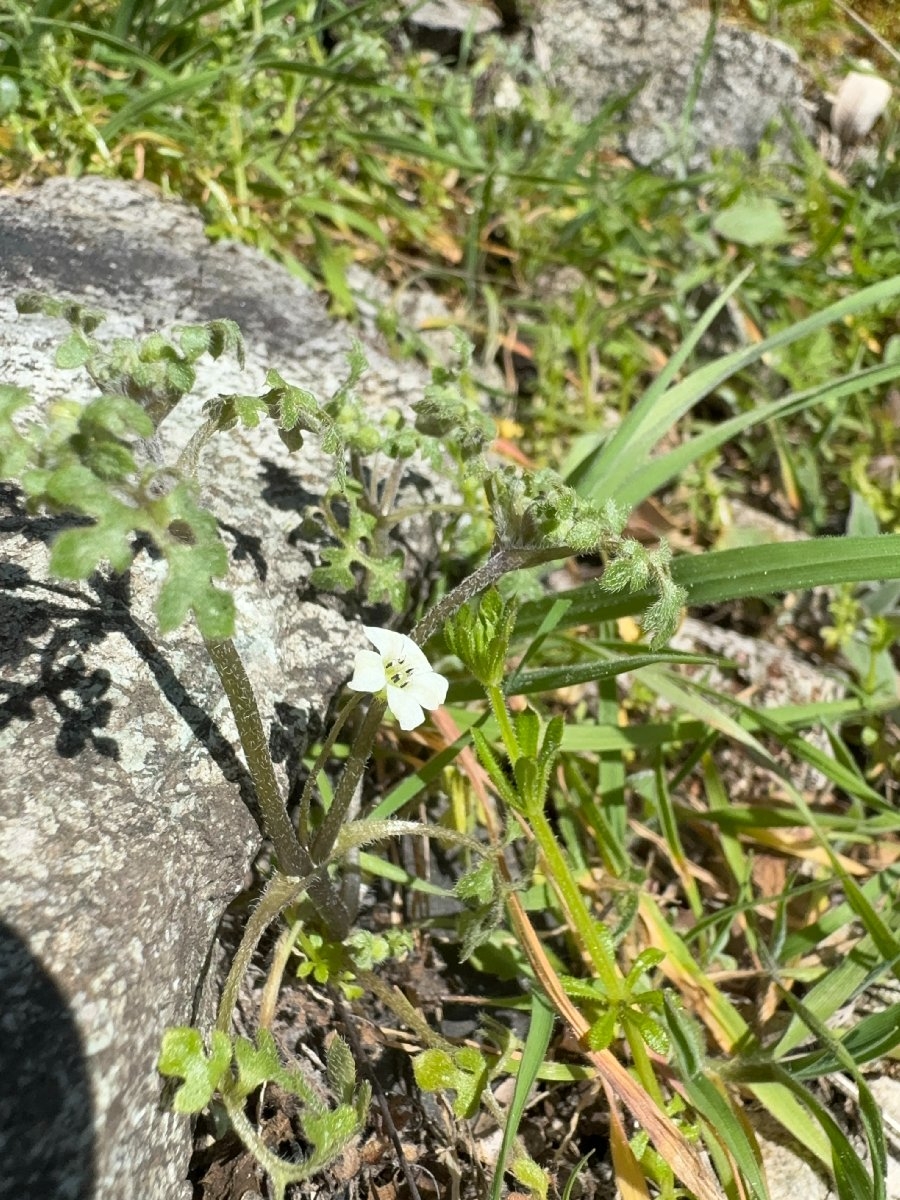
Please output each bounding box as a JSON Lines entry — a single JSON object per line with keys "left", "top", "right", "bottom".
{"left": 488, "top": 991, "right": 555, "bottom": 1200}
{"left": 572, "top": 273, "right": 900, "bottom": 506}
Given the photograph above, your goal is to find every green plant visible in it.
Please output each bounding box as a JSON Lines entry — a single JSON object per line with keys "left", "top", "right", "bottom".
{"left": 5, "top": 6, "right": 900, "bottom": 1189}
{"left": 8, "top": 259, "right": 900, "bottom": 1197}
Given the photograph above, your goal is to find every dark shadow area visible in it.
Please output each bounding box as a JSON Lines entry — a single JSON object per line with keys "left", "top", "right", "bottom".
{"left": 217, "top": 521, "right": 268, "bottom": 584}
{"left": 257, "top": 458, "right": 321, "bottom": 516}
{"left": 0, "top": 919, "right": 95, "bottom": 1199}
{"left": 0, "top": 485, "right": 266, "bottom": 828}
{"left": 0, "top": 196, "right": 335, "bottom": 358}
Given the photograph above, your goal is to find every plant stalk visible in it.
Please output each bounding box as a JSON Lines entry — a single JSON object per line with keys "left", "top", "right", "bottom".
{"left": 204, "top": 635, "right": 310, "bottom": 878}
{"left": 217, "top": 870, "right": 312, "bottom": 1033}
{"left": 310, "top": 696, "right": 387, "bottom": 865}
{"left": 526, "top": 799, "right": 623, "bottom": 1001}
{"left": 297, "top": 692, "right": 364, "bottom": 844}
{"left": 412, "top": 545, "right": 571, "bottom": 647}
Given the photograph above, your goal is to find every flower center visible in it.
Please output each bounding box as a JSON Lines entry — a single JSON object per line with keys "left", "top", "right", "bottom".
{"left": 385, "top": 656, "right": 415, "bottom": 689}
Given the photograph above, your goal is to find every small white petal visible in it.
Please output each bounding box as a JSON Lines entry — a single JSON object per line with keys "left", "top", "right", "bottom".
{"left": 364, "top": 626, "right": 431, "bottom": 672}
{"left": 348, "top": 649, "right": 387, "bottom": 693}
{"left": 363, "top": 626, "right": 408, "bottom": 659}
{"left": 387, "top": 686, "right": 425, "bottom": 730}
{"left": 409, "top": 670, "right": 448, "bottom": 711}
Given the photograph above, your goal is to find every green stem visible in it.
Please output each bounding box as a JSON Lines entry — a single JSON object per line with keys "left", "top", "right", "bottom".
{"left": 217, "top": 871, "right": 312, "bottom": 1033}
{"left": 297, "top": 692, "right": 364, "bottom": 845}
{"left": 379, "top": 456, "right": 405, "bottom": 518}
{"left": 223, "top": 1094, "right": 317, "bottom": 1199}
{"left": 204, "top": 636, "right": 310, "bottom": 879}
{"left": 357, "top": 968, "right": 450, "bottom": 1051}
{"left": 259, "top": 917, "right": 303, "bottom": 1030}
{"left": 624, "top": 1021, "right": 667, "bottom": 1111}
{"left": 623, "top": 1023, "right": 674, "bottom": 1197}
{"left": 526, "top": 800, "right": 622, "bottom": 1001}
{"left": 379, "top": 501, "right": 470, "bottom": 528}
{"left": 412, "top": 545, "right": 571, "bottom": 647}
{"left": 310, "top": 696, "right": 387, "bottom": 867}
{"left": 488, "top": 684, "right": 520, "bottom": 763}
{"left": 309, "top": 547, "right": 569, "bottom": 874}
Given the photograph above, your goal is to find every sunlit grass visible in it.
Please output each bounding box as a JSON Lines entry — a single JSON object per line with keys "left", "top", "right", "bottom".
{"left": 5, "top": 1, "right": 900, "bottom": 1195}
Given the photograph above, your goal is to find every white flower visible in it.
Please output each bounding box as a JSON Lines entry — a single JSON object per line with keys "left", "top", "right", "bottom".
{"left": 348, "top": 626, "right": 448, "bottom": 730}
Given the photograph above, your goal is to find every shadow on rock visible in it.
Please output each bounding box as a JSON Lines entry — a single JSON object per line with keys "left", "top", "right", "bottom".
{"left": 0, "top": 919, "right": 95, "bottom": 1199}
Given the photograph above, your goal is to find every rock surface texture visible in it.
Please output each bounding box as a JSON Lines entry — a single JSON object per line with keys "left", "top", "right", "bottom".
{"left": 0, "top": 176, "right": 437, "bottom": 1200}
{"left": 534, "top": 0, "right": 810, "bottom": 168}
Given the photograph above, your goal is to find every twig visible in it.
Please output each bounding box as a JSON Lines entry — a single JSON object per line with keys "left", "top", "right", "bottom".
{"left": 830, "top": 0, "right": 900, "bottom": 66}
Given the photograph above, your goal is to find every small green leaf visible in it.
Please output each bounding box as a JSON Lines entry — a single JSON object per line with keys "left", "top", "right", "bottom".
{"left": 158, "top": 1027, "right": 232, "bottom": 1114}
{"left": 712, "top": 197, "right": 788, "bottom": 247}
{"left": 156, "top": 558, "right": 235, "bottom": 638}
{"left": 233, "top": 1029, "right": 283, "bottom": 1099}
{"left": 326, "top": 1036, "right": 357, "bottom": 1103}
{"left": 585, "top": 1008, "right": 617, "bottom": 1051}
{"left": 303, "top": 1103, "right": 360, "bottom": 1160}
{"left": 206, "top": 319, "right": 245, "bottom": 367}
{"left": 413, "top": 1047, "right": 489, "bottom": 1117}
{"left": 165, "top": 359, "right": 195, "bottom": 396}
{"left": 0, "top": 386, "right": 35, "bottom": 476}
{"left": 455, "top": 858, "right": 496, "bottom": 906}
{"left": 511, "top": 1154, "right": 550, "bottom": 1200}
{"left": 178, "top": 325, "right": 212, "bottom": 361}
{"left": 80, "top": 393, "right": 154, "bottom": 441}
{"left": 413, "top": 1048, "right": 455, "bottom": 1092}
{"left": 627, "top": 1009, "right": 670, "bottom": 1055}
{"left": 55, "top": 330, "right": 93, "bottom": 370}
{"left": 50, "top": 522, "right": 135, "bottom": 578}
{"left": 625, "top": 947, "right": 666, "bottom": 990}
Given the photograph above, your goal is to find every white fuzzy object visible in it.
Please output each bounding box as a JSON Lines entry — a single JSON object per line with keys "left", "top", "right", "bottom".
{"left": 831, "top": 71, "right": 892, "bottom": 145}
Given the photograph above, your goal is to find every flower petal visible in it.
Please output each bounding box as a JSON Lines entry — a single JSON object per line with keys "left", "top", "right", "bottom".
{"left": 363, "top": 626, "right": 431, "bottom": 672}
{"left": 363, "top": 626, "right": 408, "bottom": 659}
{"left": 386, "top": 685, "right": 425, "bottom": 730}
{"left": 348, "top": 649, "right": 387, "bottom": 693}
{"left": 409, "top": 670, "right": 448, "bottom": 711}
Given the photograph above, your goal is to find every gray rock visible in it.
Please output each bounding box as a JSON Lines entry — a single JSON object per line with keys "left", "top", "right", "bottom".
{"left": 533, "top": 0, "right": 812, "bottom": 169}
{"left": 402, "top": 0, "right": 501, "bottom": 56}
{"left": 0, "top": 176, "right": 438, "bottom": 1199}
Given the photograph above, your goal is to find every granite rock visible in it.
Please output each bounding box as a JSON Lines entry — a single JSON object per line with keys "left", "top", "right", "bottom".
{"left": 0, "top": 176, "right": 440, "bottom": 1200}
{"left": 533, "top": 0, "right": 812, "bottom": 169}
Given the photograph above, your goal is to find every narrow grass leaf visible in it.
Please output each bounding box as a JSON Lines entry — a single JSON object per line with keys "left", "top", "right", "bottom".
{"left": 615, "top": 360, "right": 900, "bottom": 509}
{"left": 101, "top": 69, "right": 225, "bottom": 139}
{"left": 515, "top": 536, "right": 900, "bottom": 638}
{"left": 447, "top": 651, "right": 713, "bottom": 702}
{"left": 783, "top": 1002, "right": 900, "bottom": 1079}
{"left": 575, "top": 273, "right": 900, "bottom": 505}
{"left": 774, "top": 984, "right": 886, "bottom": 1200}
{"left": 571, "top": 270, "right": 753, "bottom": 494}
{"left": 664, "top": 999, "right": 769, "bottom": 1200}
{"left": 489, "top": 991, "right": 555, "bottom": 1200}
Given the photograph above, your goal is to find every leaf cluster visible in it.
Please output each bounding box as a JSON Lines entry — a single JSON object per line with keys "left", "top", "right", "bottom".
{"left": 158, "top": 1026, "right": 370, "bottom": 1185}
{"left": 2, "top": 379, "right": 234, "bottom": 636}
{"left": 16, "top": 291, "right": 244, "bottom": 427}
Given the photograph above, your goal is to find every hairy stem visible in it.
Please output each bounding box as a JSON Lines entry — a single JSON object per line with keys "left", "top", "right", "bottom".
{"left": 310, "top": 696, "right": 387, "bottom": 869}
{"left": 259, "top": 917, "right": 304, "bottom": 1030}
{"left": 217, "top": 871, "right": 312, "bottom": 1033}
{"left": 357, "top": 968, "right": 449, "bottom": 1051}
{"left": 526, "top": 798, "right": 623, "bottom": 1001}
{"left": 411, "top": 544, "right": 570, "bottom": 647}
{"left": 297, "top": 692, "right": 364, "bottom": 845}
{"left": 204, "top": 636, "right": 310, "bottom": 878}
{"left": 487, "top": 684, "right": 520, "bottom": 763}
